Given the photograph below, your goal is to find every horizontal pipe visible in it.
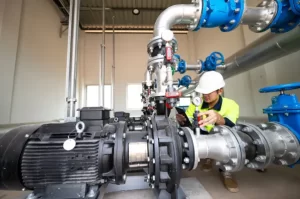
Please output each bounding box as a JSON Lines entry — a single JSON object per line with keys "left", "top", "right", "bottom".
{"left": 180, "top": 26, "right": 300, "bottom": 95}
{"left": 186, "top": 65, "right": 201, "bottom": 71}
{"left": 241, "top": 7, "right": 270, "bottom": 25}
{"left": 196, "top": 134, "right": 231, "bottom": 162}
{"left": 85, "top": 30, "right": 189, "bottom": 34}
{"left": 223, "top": 25, "right": 300, "bottom": 79}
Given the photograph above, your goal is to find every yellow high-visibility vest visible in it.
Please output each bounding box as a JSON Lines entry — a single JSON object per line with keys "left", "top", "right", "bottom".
{"left": 185, "top": 96, "right": 239, "bottom": 132}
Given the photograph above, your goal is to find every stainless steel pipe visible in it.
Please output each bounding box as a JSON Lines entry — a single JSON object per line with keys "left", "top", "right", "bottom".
{"left": 99, "top": 0, "right": 106, "bottom": 107}
{"left": 179, "top": 26, "right": 300, "bottom": 96}
{"left": 65, "top": 0, "right": 80, "bottom": 121}
{"left": 154, "top": 4, "right": 200, "bottom": 37}
{"left": 223, "top": 25, "right": 300, "bottom": 79}
{"left": 111, "top": 15, "right": 115, "bottom": 112}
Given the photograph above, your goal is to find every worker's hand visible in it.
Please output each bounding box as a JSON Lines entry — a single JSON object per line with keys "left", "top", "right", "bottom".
{"left": 198, "top": 110, "right": 222, "bottom": 127}
{"left": 176, "top": 114, "right": 186, "bottom": 125}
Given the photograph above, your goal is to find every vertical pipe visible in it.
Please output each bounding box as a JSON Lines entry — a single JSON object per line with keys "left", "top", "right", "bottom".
{"left": 65, "top": 0, "right": 80, "bottom": 121}
{"left": 99, "top": 0, "right": 105, "bottom": 107}
{"left": 111, "top": 15, "right": 115, "bottom": 112}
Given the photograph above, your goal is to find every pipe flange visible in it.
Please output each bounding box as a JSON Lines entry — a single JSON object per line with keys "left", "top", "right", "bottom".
{"left": 270, "top": 0, "right": 300, "bottom": 33}
{"left": 249, "top": 0, "right": 278, "bottom": 33}
{"left": 147, "top": 36, "right": 178, "bottom": 55}
{"left": 289, "top": 0, "right": 300, "bottom": 15}
{"left": 258, "top": 122, "right": 300, "bottom": 166}
{"left": 180, "top": 127, "right": 199, "bottom": 170}
{"left": 237, "top": 122, "right": 273, "bottom": 169}
{"left": 147, "top": 55, "right": 165, "bottom": 71}
{"left": 213, "top": 126, "right": 246, "bottom": 172}
{"left": 188, "top": 0, "right": 203, "bottom": 30}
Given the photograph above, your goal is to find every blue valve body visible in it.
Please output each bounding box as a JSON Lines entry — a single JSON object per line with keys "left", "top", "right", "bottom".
{"left": 174, "top": 54, "right": 187, "bottom": 74}
{"left": 194, "top": 0, "right": 244, "bottom": 32}
{"left": 178, "top": 75, "right": 192, "bottom": 88}
{"left": 260, "top": 83, "right": 300, "bottom": 142}
{"left": 269, "top": 0, "right": 300, "bottom": 33}
{"left": 201, "top": 52, "right": 224, "bottom": 72}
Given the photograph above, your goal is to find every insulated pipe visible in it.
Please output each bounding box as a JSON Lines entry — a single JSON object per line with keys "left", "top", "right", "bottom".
{"left": 99, "top": 0, "right": 106, "bottom": 107}
{"left": 153, "top": 4, "right": 200, "bottom": 37}
{"left": 180, "top": 25, "right": 300, "bottom": 96}
{"left": 65, "top": 0, "right": 80, "bottom": 121}
{"left": 223, "top": 25, "right": 300, "bottom": 79}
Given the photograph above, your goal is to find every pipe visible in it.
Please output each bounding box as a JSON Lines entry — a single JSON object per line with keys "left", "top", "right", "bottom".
{"left": 180, "top": 26, "right": 300, "bottom": 96}
{"left": 154, "top": 4, "right": 199, "bottom": 37}
{"left": 241, "top": 7, "right": 271, "bottom": 25}
{"left": 223, "top": 25, "right": 300, "bottom": 79}
{"left": 65, "top": 0, "right": 80, "bottom": 121}
{"left": 196, "top": 134, "right": 231, "bottom": 163}
{"left": 99, "top": 0, "right": 106, "bottom": 107}
{"left": 186, "top": 64, "right": 201, "bottom": 71}
{"left": 111, "top": 15, "right": 115, "bottom": 112}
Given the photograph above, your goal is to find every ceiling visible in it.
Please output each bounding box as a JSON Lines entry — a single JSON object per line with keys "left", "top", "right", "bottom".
{"left": 53, "top": 0, "right": 191, "bottom": 31}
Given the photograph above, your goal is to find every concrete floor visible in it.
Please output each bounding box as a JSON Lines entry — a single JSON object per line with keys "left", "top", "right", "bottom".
{"left": 1, "top": 165, "right": 300, "bottom": 199}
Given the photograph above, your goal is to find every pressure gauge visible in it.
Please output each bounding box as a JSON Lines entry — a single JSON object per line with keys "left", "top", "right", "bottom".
{"left": 192, "top": 96, "right": 201, "bottom": 106}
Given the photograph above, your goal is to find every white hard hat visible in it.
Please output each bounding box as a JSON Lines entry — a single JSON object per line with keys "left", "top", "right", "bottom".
{"left": 195, "top": 71, "right": 225, "bottom": 94}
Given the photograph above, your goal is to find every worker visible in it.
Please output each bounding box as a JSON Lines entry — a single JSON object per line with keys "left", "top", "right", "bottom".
{"left": 176, "top": 71, "right": 240, "bottom": 193}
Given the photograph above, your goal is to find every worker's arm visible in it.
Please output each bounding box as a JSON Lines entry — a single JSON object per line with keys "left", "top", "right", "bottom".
{"left": 198, "top": 110, "right": 225, "bottom": 127}
{"left": 198, "top": 102, "right": 239, "bottom": 127}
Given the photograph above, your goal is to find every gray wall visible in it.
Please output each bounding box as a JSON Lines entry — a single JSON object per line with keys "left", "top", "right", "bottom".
{"left": 0, "top": 0, "right": 68, "bottom": 124}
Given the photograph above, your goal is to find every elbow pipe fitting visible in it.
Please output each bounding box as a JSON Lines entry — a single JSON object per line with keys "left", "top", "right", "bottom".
{"left": 154, "top": 4, "right": 202, "bottom": 37}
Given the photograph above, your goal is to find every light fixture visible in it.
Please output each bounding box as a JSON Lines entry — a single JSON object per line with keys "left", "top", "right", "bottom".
{"left": 132, "top": 8, "right": 140, "bottom": 15}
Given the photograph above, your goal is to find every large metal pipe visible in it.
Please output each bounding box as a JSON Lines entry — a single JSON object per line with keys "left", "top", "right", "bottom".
{"left": 153, "top": 4, "right": 200, "bottom": 37}
{"left": 180, "top": 25, "right": 300, "bottom": 96}
{"left": 223, "top": 25, "right": 300, "bottom": 79}
{"left": 65, "top": 0, "right": 80, "bottom": 121}
{"left": 99, "top": 0, "right": 106, "bottom": 107}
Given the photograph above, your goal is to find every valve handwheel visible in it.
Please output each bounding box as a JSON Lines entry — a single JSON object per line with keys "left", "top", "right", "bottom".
{"left": 209, "top": 52, "right": 225, "bottom": 65}
{"left": 259, "top": 82, "right": 300, "bottom": 93}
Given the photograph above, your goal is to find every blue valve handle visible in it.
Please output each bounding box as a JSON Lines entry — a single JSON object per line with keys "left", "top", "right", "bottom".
{"left": 178, "top": 75, "right": 192, "bottom": 88}
{"left": 201, "top": 51, "right": 225, "bottom": 72}
{"left": 209, "top": 52, "right": 225, "bottom": 65}
{"left": 259, "top": 82, "right": 300, "bottom": 93}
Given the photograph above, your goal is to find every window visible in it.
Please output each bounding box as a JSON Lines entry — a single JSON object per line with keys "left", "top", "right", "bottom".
{"left": 86, "top": 85, "right": 111, "bottom": 108}
{"left": 127, "top": 84, "right": 143, "bottom": 110}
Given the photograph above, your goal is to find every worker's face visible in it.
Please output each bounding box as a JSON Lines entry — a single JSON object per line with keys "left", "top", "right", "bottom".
{"left": 203, "top": 89, "right": 222, "bottom": 103}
